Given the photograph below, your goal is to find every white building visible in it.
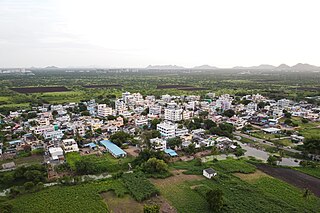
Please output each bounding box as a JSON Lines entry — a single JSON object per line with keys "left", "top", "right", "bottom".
{"left": 150, "top": 138, "right": 167, "bottom": 151}
{"left": 182, "top": 110, "right": 193, "bottom": 120}
{"left": 164, "top": 108, "right": 183, "bottom": 122}
{"left": 97, "top": 104, "right": 113, "bottom": 117}
{"left": 135, "top": 116, "right": 148, "bottom": 126}
{"left": 157, "top": 122, "right": 177, "bottom": 138}
{"left": 149, "top": 106, "right": 162, "bottom": 115}
{"left": 49, "top": 147, "right": 64, "bottom": 161}
{"left": 61, "top": 139, "right": 79, "bottom": 153}
{"left": 203, "top": 168, "right": 217, "bottom": 179}
{"left": 157, "top": 122, "right": 188, "bottom": 138}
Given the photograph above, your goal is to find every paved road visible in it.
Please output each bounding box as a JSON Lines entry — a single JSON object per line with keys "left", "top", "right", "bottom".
{"left": 235, "top": 131, "right": 301, "bottom": 154}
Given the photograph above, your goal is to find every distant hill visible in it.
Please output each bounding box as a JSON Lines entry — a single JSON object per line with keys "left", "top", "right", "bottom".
{"left": 277, "top": 64, "right": 291, "bottom": 70}
{"left": 291, "top": 63, "right": 319, "bottom": 70}
{"left": 233, "top": 64, "right": 276, "bottom": 70}
{"left": 146, "top": 65, "right": 185, "bottom": 69}
{"left": 193, "top": 65, "right": 218, "bottom": 69}
{"left": 45, "top": 66, "right": 59, "bottom": 69}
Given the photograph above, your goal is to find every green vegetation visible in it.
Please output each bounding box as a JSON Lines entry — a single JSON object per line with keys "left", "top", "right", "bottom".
{"left": 122, "top": 172, "right": 159, "bottom": 201}
{"left": 157, "top": 159, "right": 320, "bottom": 213}
{"left": 213, "top": 158, "right": 256, "bottom": 174}
{"left": 65, "top": 152, "right": 133, "bottom": 174}
{"left": 295, "top": 167, "right": 320, "bottom": 179}
{"left": 1, "top": 179, "right": 126, "bottom": 213}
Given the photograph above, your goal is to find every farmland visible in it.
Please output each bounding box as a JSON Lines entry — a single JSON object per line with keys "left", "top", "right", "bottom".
{"left": 156, "top": 159, "right": 320, "bottom": 213}
{"left": 1, "top": 159, "right": 320, "bottom": 212}
{"left": 1, "top": 68, "right": 320, "bottom": 114}
{"left": 10, "top": 86, "right": 70, "bottom": 93}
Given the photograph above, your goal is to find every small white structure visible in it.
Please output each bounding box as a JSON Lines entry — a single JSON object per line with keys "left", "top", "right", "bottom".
{"left": 49, "top": 147, "right": 64, "bottom": 160}
{"left": 203, "top": 168, "right": 217, "bottom": 179}
{"left": 262, "top": 127, "right": 281, "bottom": 134}
{"left": 61, "top": 139, "right": 79, "bottom": 153}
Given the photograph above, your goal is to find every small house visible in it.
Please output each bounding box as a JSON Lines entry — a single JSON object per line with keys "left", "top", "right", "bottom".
{"left": 203, "top": 168, "right": 217, "bottom": 179}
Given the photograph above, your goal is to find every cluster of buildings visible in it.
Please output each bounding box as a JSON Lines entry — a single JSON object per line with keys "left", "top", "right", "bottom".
{"left": 1, "top": 91, "right": 319, "bottom": 165}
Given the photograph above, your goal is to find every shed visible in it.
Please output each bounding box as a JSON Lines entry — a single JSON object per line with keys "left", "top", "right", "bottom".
{"left": 164, "top": 148, "right": 178, "bottom": 157}
{"left": 100, "top": 140, "right": 127, "bottom": 158}
{"left": 203, "top": 168, "right": 217, "bottom": 179}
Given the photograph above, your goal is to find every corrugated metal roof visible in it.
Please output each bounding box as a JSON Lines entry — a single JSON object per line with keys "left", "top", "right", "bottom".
{"left": 100, "top": 140, "right": 126, "bottom": 156}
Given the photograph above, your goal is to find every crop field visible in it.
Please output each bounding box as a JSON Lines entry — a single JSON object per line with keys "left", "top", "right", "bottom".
{"left": 10, "top": 86, "right": 70, "bottom": 93}
{"left": 157, "top": 159, "right": 320, "bottom": 213}
{"left": 3, "top": 179, "right": 127, "bottom": 213}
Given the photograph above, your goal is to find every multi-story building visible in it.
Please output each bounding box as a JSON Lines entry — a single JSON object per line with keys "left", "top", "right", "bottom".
{"left": 157, "top": 122, "right": 188, "bottom": 138}
{"left": 164, "top": 108, "right": 183, "bottom": 122}
{"left": 97, "top": 104, "right": 112, "bottom": 117}
{"left": 135, "top": 116, "right": 148, "bottom": 126}
{"left": 157, "top": 122, "right": 177, "bottom": 138}
{"left": 61, "top": 139, "right": 79, "bottom": 153}
{"left": 150, "top": 138, "right": 167, "bottom": 151}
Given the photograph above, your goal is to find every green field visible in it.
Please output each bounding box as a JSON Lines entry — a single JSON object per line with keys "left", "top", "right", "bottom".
{"left": 159, "top": 159, "right": 320, "bottom": 213}
{"left": 3, "top": 179, "right": 126, "bottom": 213}
{"left": 65, "top": 152, "right": 133, "bottom": 173}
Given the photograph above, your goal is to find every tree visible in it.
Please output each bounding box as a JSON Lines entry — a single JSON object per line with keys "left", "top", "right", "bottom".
{"left": 204, "top": 119, "right": 216, "bottom": 130}
{"left": 24, "top": 181, "right": 35, "bottom": 191}
{"left": 143, "top": 204, "right": 160, "bottom": 213}
{"left": 301, "top": 118, "right": 309, "bottom": 123}
{"left": 109, "top": 131, "right": 132, "bottom": 147}
{"left": 150, "top": 119, "right": 161, "bottom": 130}
{"left": 184, "top": 143, "right": 196, "bottom": 155}
{"left": 257, "top": 101, "right": 266, "bottom": 109}
{"left": 167, "top": 137, "right": 182, "bottom": 149}
{"left": 206, "top": 189, "right": 224, "bottom": 212}
{"left": 303, "top": 136, "right": 320, "bottom": 155}
{"left": 267, "top": 155, "right": 278, "bottom": 166}
{"left": 223, "top": 109, "right": 235, "bottom": 118}
{"left": 284, "top": 111, "right": 292, "bottom": 119}
{"left": 142, "top": 157, "right": 169, "bottom": 174}
{"left": 234, "top": 148, "right": 245, "bottom": 157}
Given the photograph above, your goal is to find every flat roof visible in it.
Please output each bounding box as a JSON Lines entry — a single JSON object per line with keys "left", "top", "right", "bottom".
{"left": 100, "top": 140, "right": 126, "bottom": 156}
{"left": 164, "top": 148, "right": 178, "bottom": 157}
{"left": 262, "top": 127, "right": 280, "bottom": 132}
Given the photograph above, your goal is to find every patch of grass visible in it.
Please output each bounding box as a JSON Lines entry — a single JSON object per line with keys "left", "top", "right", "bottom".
{"left": 65, "top": 152, "right": 133, "bottom": 173}
{"left": 212, "top": 159, "right": 256, "bottom": 174}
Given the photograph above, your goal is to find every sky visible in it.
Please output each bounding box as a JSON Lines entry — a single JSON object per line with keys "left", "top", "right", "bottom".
{"left": 0, "top": 0, "right": 320, "bottom": 68}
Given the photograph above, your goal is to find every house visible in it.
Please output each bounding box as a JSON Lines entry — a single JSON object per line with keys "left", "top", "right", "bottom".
{"left": 203, "top": 168, "right": 217, "bottom": 179}
{"left": 150, "top": 138, "right": 167, "bottom": 151}
{"left": 262, "top": 127, "right": 281, "bottom": 134}
{"left": 61, "top": 139, "right": 79, "bottom": 153}
{"left": 48, "top": 147, "right": 64, "bottom": 161}
{"left": 100, "top": 140, "right": 127, "bottom": 158}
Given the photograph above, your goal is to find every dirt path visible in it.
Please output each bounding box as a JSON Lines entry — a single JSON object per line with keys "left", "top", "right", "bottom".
{"left": 257, "top": 164, "right": 320, "bottom": 197}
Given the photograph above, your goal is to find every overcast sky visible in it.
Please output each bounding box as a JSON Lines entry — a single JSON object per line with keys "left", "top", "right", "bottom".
{"left": 0, "top": 0, "right": 319, "bottom": 68}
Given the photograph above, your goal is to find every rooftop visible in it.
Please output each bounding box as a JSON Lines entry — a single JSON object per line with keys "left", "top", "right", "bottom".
{"left": 100, "top": 140, "right": 126, "bottom": 156}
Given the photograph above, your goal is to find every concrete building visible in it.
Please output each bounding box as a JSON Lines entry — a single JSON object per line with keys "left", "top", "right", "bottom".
{"left": 61, "top": 139, "right": 79, "bottom": 153}
{"left": 164, "top": 108, "right": 183, "bottom": 122}
{"left": 97, "top": 104, "right": 112, "bottom": 117}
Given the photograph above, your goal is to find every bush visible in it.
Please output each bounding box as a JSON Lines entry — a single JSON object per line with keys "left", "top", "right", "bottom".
{"left": 144, "top": 204, "right": 160, "bottom": 213}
